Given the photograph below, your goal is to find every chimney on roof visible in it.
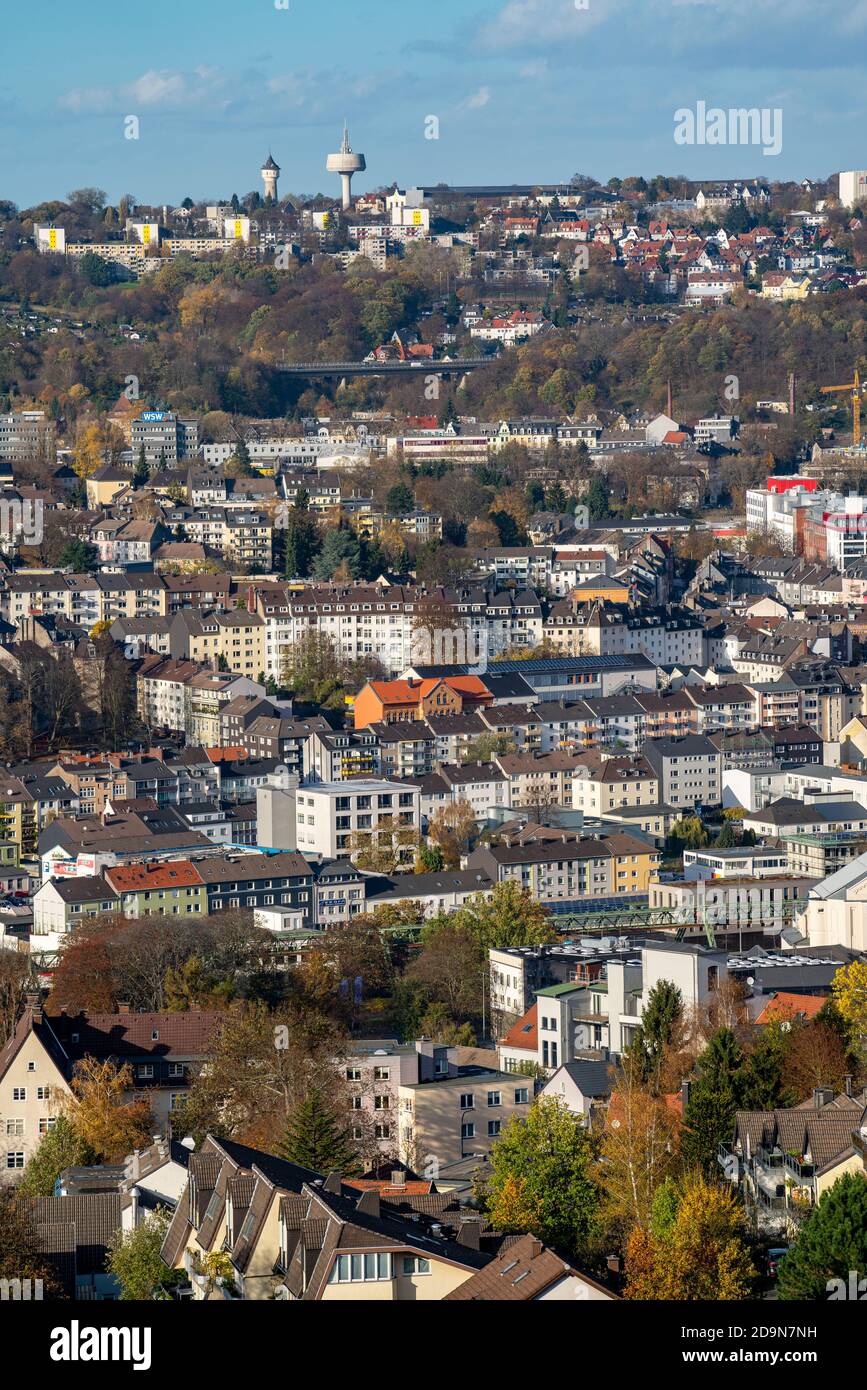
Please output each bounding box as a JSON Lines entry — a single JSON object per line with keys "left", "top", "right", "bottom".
{"left": 25, "top": 990, "right": 42, "bottom": 1025}
{"left": 117, "top": 1001, "right": 131, "bottom": 1015}
{"left": 322, "top": 1171, "right": 343, "bottom": 1194}
{"left": 813, "top": 1086, "right": 834, "bottom": 1110}
{"left": 457, "top": 1220, "right": 481, "bottom": 1250}
{"left": 528, "top": 1238, "right": 543, "bottom": 1259}
{"left": 844, "top": 1074, "right": 854, "bottom": 1098}
{"left": 681, "top": 1078, "right": 692, "bottom": 1110}
{"left": 390, "top": 1168, "right": 406, "bottom": 1190}
{"left": 355, "top": 1189, "right": 380, "bottom": 1218}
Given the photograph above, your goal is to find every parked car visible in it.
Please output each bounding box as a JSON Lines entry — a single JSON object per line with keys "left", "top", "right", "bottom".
{"left": 766, "top": 1247, "right": 790, "bottom": 1278}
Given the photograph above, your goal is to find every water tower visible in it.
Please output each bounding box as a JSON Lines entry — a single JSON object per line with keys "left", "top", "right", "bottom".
{"left": 261, "top": 153, "right": 280, "bottom": 202}
{"left": 326, "top": 123, "right": 365, "bottom": 210}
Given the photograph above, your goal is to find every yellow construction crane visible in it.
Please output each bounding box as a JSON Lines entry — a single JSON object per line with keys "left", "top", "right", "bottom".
{"left": 821, "top": 369, "right": 863, "bottom": 448}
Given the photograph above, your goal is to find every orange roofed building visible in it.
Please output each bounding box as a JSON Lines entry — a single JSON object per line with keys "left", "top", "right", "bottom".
{"left": 106, "top": 390, "right": 145, "bottom": 444}
{"left": 204, "top": 746, "right": 248, "bottom": 763}
{"left": 755, "top": 991, "right": 827, "bottom": 1025}
{"left": 497, "top": 1003, "right": 539, "bottom": 1074}
{"left": 103, "top": 859, "right": 207, "bottom": 918}
{"left": 353, "top": 676, "right": 493, "bottom": 730}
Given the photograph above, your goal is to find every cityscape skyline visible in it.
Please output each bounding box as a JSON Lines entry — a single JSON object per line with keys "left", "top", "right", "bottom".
{"left": 2, "top": 0, "right": 867, "bottom": 207}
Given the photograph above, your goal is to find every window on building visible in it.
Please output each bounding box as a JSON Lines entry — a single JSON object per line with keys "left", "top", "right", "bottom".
{"left": 328, "top": 1252, "right": 392, "bottom": 1283}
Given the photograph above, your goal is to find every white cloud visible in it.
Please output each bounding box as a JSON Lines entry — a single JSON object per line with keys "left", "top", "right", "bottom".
{"left": 59, "top": 66, "right": 228, "bottom": 114}
{"left": 58, "top": 86, "right": 116, "bottom": 114}
{"left": 125, "top": 71, "right": 188, "bottom": 106}
{"left": 477, "top": 0, "right": 615, "bottom": 53}
{"left": 464, "top": 86, "right": 491, "bottom": 110}
{"left": 469, "top": 0, "right": 867, "bottom": 68}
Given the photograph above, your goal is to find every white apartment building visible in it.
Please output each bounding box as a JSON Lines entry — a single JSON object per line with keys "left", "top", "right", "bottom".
{"left": 745, "top": 481, "right": 842, "bottom": 552}
{"left": 594, "top": 612, "right": 705, "bottom": 666}
{"left": 784, "top": 764, "right": 867, "bottom": 801}
{"left": 294, "top": 780, "right": 421, "bottom": 859}
{"left": 388, "top": 431, "right": 489, "bottom": 465}
{"left": 433, "top": 765, "right": 511, "bottom": 822}
{"left": 529, "top": 984, "right": 605, "bottom": 1069}
{"left": 261, "top": 588, "right": 416, "bottom": 680}
{"left": 797, "top": 850, "right": 867, "bottom": 951}
{"left": 136, "top": 659, "right": 264, "bottom": 739}
{"left": 839, "top": 170, "right": 867, "bottom": 209}
{"left": 606, "top": 941, "right": 729, "bottom": 1055}
{"left": 694, "top": 415, "right": 737, "bottom": 446}
{"left": 201, "top": 437, "right": 374, "bottom": 468}
{"left": 642, "top": 735, "right": 722, "bottom": 810}
{"left": 470, "top": 311, "right": 545, "bottom": 346}
{"left": 722, "top": 765, "right": 788, "bottom": 812}
{"left": 823, "top": 496, "right": 867, "bottom": 569}
{"left": 682, "top": 845, "right": 790, "bottom": 878}
{"left": 0, "top": 410, "right": 54, "bottom": 463}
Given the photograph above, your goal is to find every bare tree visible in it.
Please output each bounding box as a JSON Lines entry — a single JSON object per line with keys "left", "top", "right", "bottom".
{"left": 0, "top": 951, "right": 34, "bottom": 1045}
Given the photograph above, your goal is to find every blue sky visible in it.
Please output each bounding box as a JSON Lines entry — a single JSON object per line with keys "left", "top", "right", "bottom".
{"left": 2, "top": 0, "right": 866, "bottom": 207}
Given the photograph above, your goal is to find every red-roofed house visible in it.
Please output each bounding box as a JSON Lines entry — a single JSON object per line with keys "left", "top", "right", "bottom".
{"left": 353, "top": 676, "right": 493, "bottom": 730}
{"left": 104, "top": 859, "right": 207, "bottom": 918}
{"left": 755, "top": 992, "right": 827, "bottom": 1026}
{"left": 497, "top": 1003, "right": 538, "bottom": 1074}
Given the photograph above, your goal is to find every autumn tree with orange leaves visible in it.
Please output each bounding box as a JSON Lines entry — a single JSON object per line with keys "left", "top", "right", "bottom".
{"left": 63, "top": 1057, "right": 154, "bottom": 1163}
{"left": 597, "top": 1053, "right": 681, "bottom": 1236}
{"left": 624, "top": 1171, "right": 755, "bottom": 1301}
